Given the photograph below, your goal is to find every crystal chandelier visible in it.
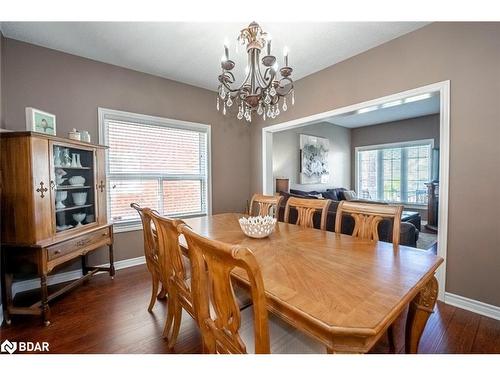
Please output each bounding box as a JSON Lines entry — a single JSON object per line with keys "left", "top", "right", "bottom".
{"left": 216, "top": 21, "right": 294, "bottom": 122}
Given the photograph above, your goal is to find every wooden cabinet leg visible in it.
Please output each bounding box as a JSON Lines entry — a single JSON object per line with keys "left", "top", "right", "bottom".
{"left": 81, "top": 254, "right": 88, "bottom": 276}
{"left": 405, "top": 275, "right": 438, "bottom": 354}
{"left": 1, "top": 248, "right": 11, "bottom": 325}
{"left": 40, "top": 273, "right": 51, "bottom": 326}
{"left": 109, "top": 244, "right": 115, "bottom": 279}
{"left": 2, "top": 273, "right": 13, "bottom": 325}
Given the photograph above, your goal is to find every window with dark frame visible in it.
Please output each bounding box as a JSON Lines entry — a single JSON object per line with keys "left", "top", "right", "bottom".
{"left": 357, "top": 140, "right": 432, "bottom": 205}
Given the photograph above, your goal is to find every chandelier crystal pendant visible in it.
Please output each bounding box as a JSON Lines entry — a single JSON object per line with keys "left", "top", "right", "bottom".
{"left": 216, "top": 22, "right": 295, "bottom": 123}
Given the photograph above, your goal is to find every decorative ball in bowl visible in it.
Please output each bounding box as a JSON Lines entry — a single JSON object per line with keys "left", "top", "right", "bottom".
{"left": 238, "top": 215, "right": 277, "bottom": 239}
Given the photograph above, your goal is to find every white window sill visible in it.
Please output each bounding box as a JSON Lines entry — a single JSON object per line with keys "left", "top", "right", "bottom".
{"left": 111, "top": 212, "right": 208, "bottom": 234}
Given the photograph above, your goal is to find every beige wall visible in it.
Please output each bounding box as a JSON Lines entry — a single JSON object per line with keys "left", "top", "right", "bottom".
{"left": 251, "top": 22, "right": 500, "bottom": 307}
{"left": 350, "top": 114, "right": 440, "bottom": 188}
{"left": 0, "top": 32, "right": 4, "bottom": 127}
{"left": 2, "top": 38, "right": 251, "bottom": 264}
{"left": 3, "top": 23, "right": 500, "bottom": 308}
{"left": 0, "top": 32, "right": 3, "bottom": 308}
{"left": 272, "top": 122, "right": 351, "bottom": 191}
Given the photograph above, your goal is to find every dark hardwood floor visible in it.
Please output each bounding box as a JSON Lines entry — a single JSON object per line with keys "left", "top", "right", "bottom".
{"left": 1, "top": 265, "right": 499, "bottom": 354}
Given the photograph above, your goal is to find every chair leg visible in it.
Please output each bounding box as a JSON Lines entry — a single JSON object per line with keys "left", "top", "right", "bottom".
{"left": 158, "top": 284, "right": 168, "bottom": 300}
{"left": 165, "top": 296, "right": 182, "bottom": 350}
{"left": 163, "top": 293, "right": 175, "bottom": 339}
{"left": 387, "top": 324, "right": 397, "bottom": 354}
{"left": 148, "top": 275, "right": 159, "bottom": 312}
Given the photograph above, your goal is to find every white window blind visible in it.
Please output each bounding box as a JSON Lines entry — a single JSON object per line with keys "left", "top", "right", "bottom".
{"left": 356, "top": 140, "right": 433, "bottom": 205}
{"left": 99, "top": 109, "right": 210, "bottom": 230}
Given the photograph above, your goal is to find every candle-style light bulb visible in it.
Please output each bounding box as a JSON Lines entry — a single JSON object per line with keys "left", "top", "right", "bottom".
{"left": 284, "top": 46, "right": 289, "bottom": 67}
{"left": 267, "top": 39, "right": 272, "bottom": 56}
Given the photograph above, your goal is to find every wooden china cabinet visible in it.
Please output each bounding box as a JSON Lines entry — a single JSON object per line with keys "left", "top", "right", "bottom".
{"left": 0, "top": 131, "right": 114, "bottom": 326}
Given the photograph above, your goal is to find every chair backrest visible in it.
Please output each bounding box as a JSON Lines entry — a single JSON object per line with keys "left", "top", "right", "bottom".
{"left": 284, "top": 197, "right": 331, "bottom": 230}
{"left": 248, "top": 193, "right": 283, "bottom": 217}
{"left": 180, "top": 224, "right": 270, "bottom": 354}
{"left": 130, "top": 203, "right": 159, "bottom": 273}
{"left": 334, "top": 201, "right": 403, "bottom": 246}
{"left": 149, "top": 211, "right": 192, "bottom": 305}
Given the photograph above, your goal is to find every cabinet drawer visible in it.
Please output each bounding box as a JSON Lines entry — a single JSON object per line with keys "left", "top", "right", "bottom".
{"left": 47, "top": 228, "right": 110, "bottom": 261}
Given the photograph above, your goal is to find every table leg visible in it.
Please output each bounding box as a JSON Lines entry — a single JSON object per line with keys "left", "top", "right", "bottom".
{"left": 109, "top": 243, "right": 116, "bottom": 279}
{"left": 405, "top": 275, "right": 438, "bottom": 354}
{"left": 387, "top": 324, "right": 397, "bottom": 353}
{"left": 40, "top": 273, "right": 51, "bottom": 326}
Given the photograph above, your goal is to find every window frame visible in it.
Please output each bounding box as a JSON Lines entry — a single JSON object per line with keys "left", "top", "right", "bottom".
{"left": 355, "top": 139, "right": 434, "bottom": 207}
{"left": 98, "top": 108, "right": 212, "bottom": 233}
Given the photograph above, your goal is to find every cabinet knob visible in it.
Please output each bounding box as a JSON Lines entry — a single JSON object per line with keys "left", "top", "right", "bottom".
{"left": 36, "top": 181, "right": 48, "bottom": 198}
{"left": 54, "top": 250, "right": 61, "bottom": 255}
{"left": 98, "top": 180, "right": 105, "bottom": 193}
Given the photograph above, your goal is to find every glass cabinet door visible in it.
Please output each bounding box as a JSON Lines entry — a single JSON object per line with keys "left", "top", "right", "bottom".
{"left": 52, "top": 143, "right": 97, "bottom": 233}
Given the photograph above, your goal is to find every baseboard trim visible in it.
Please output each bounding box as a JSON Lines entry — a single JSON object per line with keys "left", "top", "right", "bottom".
{"left": 444, "top": 292, "right": 500, "bottom": 321}
{"left": 11, "top": 256, "right": 146, "bottom": 298}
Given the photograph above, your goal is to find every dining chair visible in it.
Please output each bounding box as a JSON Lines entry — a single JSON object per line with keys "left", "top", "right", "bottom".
{"left": 180, "top": 224, "right": 326, "bottom": 354}
{"left": 150, "top": 211, "right": 253, "bottom": 350}
{"left": 334, "top": 200, "right": 403, "bottom": 353}
{"left": 284, "top": 197, "right": 331, "bottom": 230}
{"left": 130, "top": 203, "right": 166, "bottom": 312}
{"left": 248, "top": 193, "right": 283, "bottom": 217}
{"left": 334, "top": 201, "right": 403, "bottom": 246}
{"left": 149, "top": 211, "right": 195, "bottom": 349}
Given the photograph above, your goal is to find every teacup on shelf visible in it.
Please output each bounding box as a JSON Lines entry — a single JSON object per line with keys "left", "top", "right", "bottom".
{"left": 55, "top": 168, "right": 67, "bottom": 185}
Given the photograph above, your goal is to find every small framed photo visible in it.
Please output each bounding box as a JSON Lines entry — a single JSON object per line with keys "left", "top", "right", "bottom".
{"left": 26, "top": 107, "right": 57, "bottom": 135}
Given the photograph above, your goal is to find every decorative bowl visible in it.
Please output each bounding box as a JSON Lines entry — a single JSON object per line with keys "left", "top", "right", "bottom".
{"left": 69, "top": 176, "right": 86, "bottom": 186}
{"left": 55, "top": 191, "right": 68, "bottom": 209}
{"left": 238, "top": 215, "right": 277, "bottom": 239}
{"left": 72, "top": 192, "right": 87, "bottom": 206}
{"left": 72, "top": 212, "right": 86, "bottom": 227}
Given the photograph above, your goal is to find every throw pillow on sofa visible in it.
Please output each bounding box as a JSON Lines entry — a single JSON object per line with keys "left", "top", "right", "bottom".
{"left": 321, "top": 191, "right": 338, "bottom": 200}
{"left": 343, "top": 190, "right": 358, "bottom": 201}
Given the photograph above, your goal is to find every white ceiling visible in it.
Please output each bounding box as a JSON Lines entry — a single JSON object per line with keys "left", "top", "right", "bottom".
{"left": 0, "top": 22, "right": 428, "bottom": 91}
{"left": 325, "top": 94, "right": 440, "bottom": 128}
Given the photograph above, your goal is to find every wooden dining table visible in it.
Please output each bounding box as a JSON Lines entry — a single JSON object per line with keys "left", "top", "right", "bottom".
{"left": 181, "top": 213, "right": 443, "bottom": 354}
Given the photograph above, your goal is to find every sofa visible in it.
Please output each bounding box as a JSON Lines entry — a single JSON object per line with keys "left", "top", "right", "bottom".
{"left": 277, "top": 189, "right": 419, "bottom": 248}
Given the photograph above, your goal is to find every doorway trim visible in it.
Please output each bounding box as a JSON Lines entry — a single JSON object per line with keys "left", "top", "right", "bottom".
{"left": 262, "top": 80, "right": 450, "bottom": 301}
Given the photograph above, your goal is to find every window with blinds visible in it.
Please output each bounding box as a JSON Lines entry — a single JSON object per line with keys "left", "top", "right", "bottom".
{"left": 356, "top": 140, "right": 433, "bottom": 205}
{"left": 99, "top": 109, "right": 210, "bottom": 230}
